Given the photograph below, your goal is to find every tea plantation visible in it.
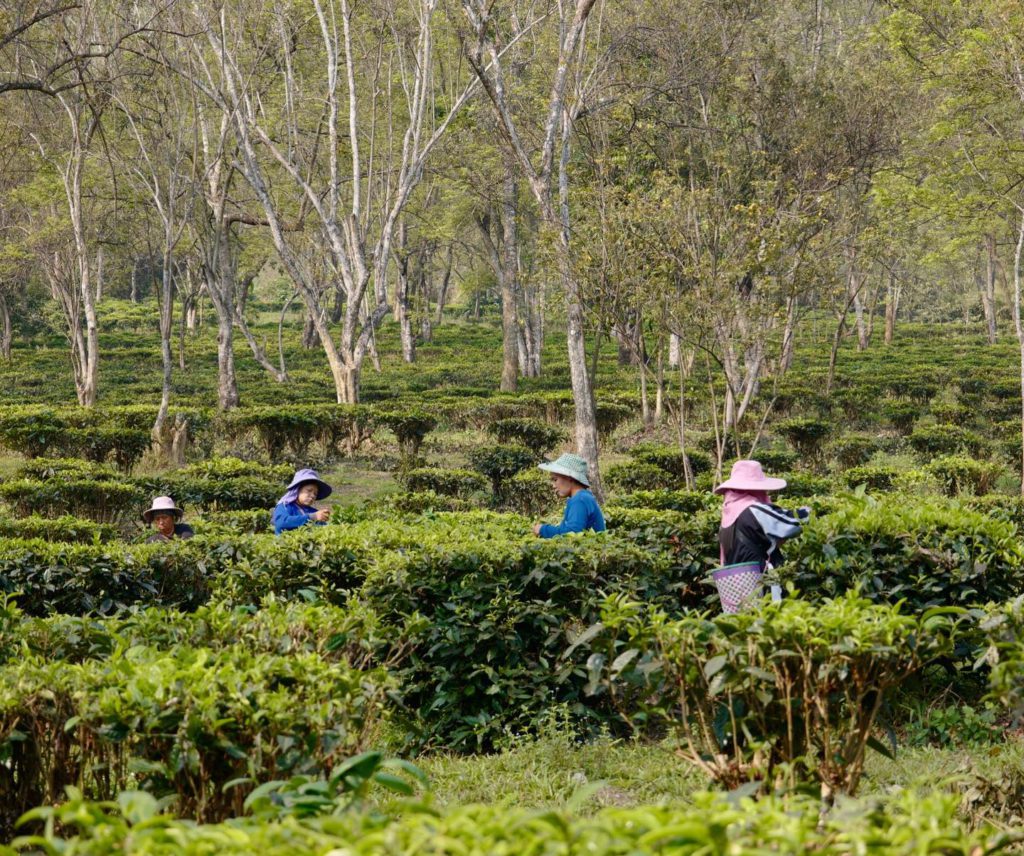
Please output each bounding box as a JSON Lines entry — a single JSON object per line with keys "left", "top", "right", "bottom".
{"left": 2, "top": 309, "right": 1024, "bottom": 853}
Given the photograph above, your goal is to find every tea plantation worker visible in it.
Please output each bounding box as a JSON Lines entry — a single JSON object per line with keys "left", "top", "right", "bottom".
{"left": 532, "top": 453, "right": 606, "bottom": 538}
{"left": 143, "top": 496, "right": 195, "bottom": 543}
{"left": 273, "top": 468, "right": 333, "bottom": 535}
{"left": 716, "top": 459, "right": 809, "bottom": 571}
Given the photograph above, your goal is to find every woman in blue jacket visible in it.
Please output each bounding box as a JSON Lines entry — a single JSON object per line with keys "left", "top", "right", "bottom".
{"left": 273, "top": 468, "right": 333, "bottom": 535}
{"left": 533, "top": 453, "right": 605, "bottom": 538}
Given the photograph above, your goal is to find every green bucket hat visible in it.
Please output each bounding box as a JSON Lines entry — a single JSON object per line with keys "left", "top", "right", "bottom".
{"left": 538, "top": 452, "right": 590, "bottom": 487}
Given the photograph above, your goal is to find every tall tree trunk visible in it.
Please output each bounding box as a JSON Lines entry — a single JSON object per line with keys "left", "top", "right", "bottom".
{"left": 94, "top": 244, "right": 104, "bottom": 303}
{"left": 302, "top": 307, "right": 321, "bottom": 350}
{"left": 435, "top": 246, "right": 453, "bottom": 326}
{"left": 668, "top": 332, "right": 680, "bottom": 369}
{"left": 152, "top": 249, "right": 175, "bottom": 456}
{"left": 1013, "top": 209, "right": 1024, "bottom": 494}
{"left": 983, "top": 233, "right": 999, "bottom": 344}
{"left": 884, "top": 271, "right": 900, "bottom": 345}
{"left": 130, "top": 258, "right": 140, "bottom": 303}
{"left": 215, "top": 308, "right": 240, "bottom": 410}
{"left": 500, "top": 154, "right": 520, "bottom": 392}
{"left": 0, "top": 293, "right": 10, "bottom": 360}
{"left": 780, "top": 295, "right": 798, "bottom": 371}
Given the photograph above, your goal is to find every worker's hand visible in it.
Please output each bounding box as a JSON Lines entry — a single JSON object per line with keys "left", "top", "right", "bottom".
{"left": 532, "top": 522, "right": 542, "bottom": 536}
{"left": 313, "top": 507, "right": 331, "bottom": 523}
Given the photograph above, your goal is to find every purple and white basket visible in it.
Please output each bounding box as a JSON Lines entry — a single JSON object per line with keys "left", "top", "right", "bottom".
{"left": 712, "top": 562, "right": 764, "bottom": 614}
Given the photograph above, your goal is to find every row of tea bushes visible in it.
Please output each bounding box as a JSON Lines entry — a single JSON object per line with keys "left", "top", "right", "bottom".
{"left": 3, "top": 781, "right": 1009, "bottom": 854}
{"left": 584, "top": 592, "right": 968, "bottom": 796}
{"left": 0, "top": 641, "right": 388, "bottom": 830}
{"left": 0, "top": 457, "right": 295, "bottom": 524}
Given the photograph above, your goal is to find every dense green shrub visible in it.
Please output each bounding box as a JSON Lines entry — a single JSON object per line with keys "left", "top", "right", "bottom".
{"left": 595, "top": 401, "right": 633, "bottom": 436}
{"left": 629, "top": 442, "right": 712, "bottom": 479}
{"left": 5, "top": 788, "right": 998, "bottom": 856}
{"left": 908, "top": 424, "right": 987, "bottom": 460}
{"left": 924, "top": 455, "right": 1004, "bottom": 496}
{"left": 500, "top": 469, "right": 558, "bottom": 516}
{"left": 0, "top": 479, "right": 146, "bottom": 523}
{"left": 589, "top": 593, "right": 963, "bottom": 794}
{"left": 0, "top": 643, "right": 388, "bottom": 827}
{"left": 0, "top": 515, "right": 118, "bottom": 544}
{"left": 843, "top": 464, "right": 901, "bottom": 491}
{"left": 377, "top": 410, "right": 438, "bottom": 458}
{"left": 788, "top": 498, "right": 1024, "bottom": 611}
{"left": 831, "top": 434, "right": 884, "bottom": 468}
{"left": 931, "top": 401, "right": 971, "bottom": 425}
{"left": 192, "top": 509, "right": 272, "bottom": 536}
{"left": 606, "top": 461, "right": 677, "bottom": 492}
{"left": 486, "top": 418, "right": 565, "bottom": 453}
{"left": 610, "top": 489, "right": 719, "bottom": 514}
{"left": 469, "top": 444, "right": 538, "bottom": 498}
{"left": 223, "top": 407, "right": 328, "bottom": 462}
{"left": 397, "top": 467, "right": 487, "bottom": 498}
{"left": 177, "top": 457, "right": 293, "bottom": 483}
{"left": 775, "top": 417, "right": 831, "bottom": 463}
{"left": 142, "top": 473, "right": 283, "bottom": 512}
{"left": 0, "top": 538, "right": 209, "bottom": 615}
{"left": 884, "top": 400, "right": 919, "bottom": 434}
{"left": 740, "top": 447, "right": 798, "bottom": 473}
{"left": 361, "top": 530, "right": 684, "bottom": 750}
{"left": 14, "top": 457, "right": 119, "bottom": 481}
{"left": 377, "top": 490, "right": 472, "bottom": 514}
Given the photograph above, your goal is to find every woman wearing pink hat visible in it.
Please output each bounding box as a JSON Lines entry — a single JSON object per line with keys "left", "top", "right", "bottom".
{"left": 715, "top": 460, "right": 807, "bottom": 570}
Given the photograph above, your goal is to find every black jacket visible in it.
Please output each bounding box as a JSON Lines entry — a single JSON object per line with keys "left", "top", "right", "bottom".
{"left": 719, "top": 503, "right": 808, "bottom": 568}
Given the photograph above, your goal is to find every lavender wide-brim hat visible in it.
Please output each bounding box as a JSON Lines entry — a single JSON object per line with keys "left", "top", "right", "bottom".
{"left": 142, "top": 495, "right": 184, "bottom": 523}
{"left": 714, "top": 459, "right": 787, "bottom": 494}
{"left": 287, "top": 468, "right": 333, "bottom": 500}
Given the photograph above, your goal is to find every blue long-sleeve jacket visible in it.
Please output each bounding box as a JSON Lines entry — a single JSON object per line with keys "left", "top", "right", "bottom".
{"left": 272, "top": 502, "right": 325, "bottom": 535}
{"left": 538, "top": 489, "right": 606, "bottom": 538}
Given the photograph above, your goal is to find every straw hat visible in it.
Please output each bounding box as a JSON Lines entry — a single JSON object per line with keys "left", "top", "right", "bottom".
{"left": 538, "top": 453, "right": 591, "bottom": 487}
{"left": 714, "top": 460, "right": 787, "bottom": 494}
{"left": 142, "top": 496, "right": 184, "bottom": 524}
{"left": 286, "top": 468, "right": 333, "bottom": 500}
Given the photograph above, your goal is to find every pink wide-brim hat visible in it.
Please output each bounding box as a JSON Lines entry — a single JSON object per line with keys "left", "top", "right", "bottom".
{"left": 714, "top": 460, "right": 787, "bottom": 494}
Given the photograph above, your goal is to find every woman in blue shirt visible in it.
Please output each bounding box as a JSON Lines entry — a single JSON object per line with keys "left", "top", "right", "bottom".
{"left": 533, "top": 453, "right": 606, "bottom": 538}
{"left": 273, "top": 468, "right": 333, "bottom": 535}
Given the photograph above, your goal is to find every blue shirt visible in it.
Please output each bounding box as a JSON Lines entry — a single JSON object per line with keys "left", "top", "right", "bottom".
{"left": 538, "top": 490, "right": 606, "bottom": 538}
{"left": 272, "top": 502, "right": 325, "bottom": 535}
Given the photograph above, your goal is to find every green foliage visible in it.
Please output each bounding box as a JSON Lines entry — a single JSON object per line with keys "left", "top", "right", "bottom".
{"left": 3, "top": 787, "right": 1000, "bottom": 855}
{"left": 360, "top": 526, "right": 684, "bottom": 751}
{"left": 0, "top": 642, "right": 388, "bottom": 826}
{"left": 789, "top": 497, "right": 1024, "bottom": 611}
{"left": 905, "top": 703, "right": 1000, "bottom": 748}
{"left": 377, "top": 410, "right": 438, "bottom": 459}
{"left": 831, "top": 434, "right": 886, "bottom": 469}
{"left": 589, "top": 592, "right": 964, "bottom": 794}
{"left": 908, "top": 424, "right": 987, "bottom": 460}
{"left": 486, "top": 418, "right": 565, "bottom": 454}
{"left": 606, "top": 461, "right": 678, "bottom": 492}
{"left": 594, "top": 401, "right": 633, "bottom": 436}
{"left": 775, "top": 417, "right": 831, "bottom": 463}
{"left": 397, "top": 467, "right": 487, "bottom": 498}
{"left": 629, "top": 442, "right": 712, "bottom": 478}
{"left": 469, "top": 444, "right": 538, "bottom": 497}
{"left": 843, "top": 464, "right": 901, "bottom": 491}
{"left": 884, "top": 400, "right": 920, "bottom": 434}
{"left": 924, "top": 455, "right": 1003, "bottom": 496}
{"left": 0, "top": 479, "right": 146, "bottom": 523}
{"left": 0, "top": 514, "right": 118, "bottom": 544}
{"left": 501, "top": 469, "right": 559, "bottom": 516}
{"left": 606, "top": 489, "right": 718, "bottom": 515}
{"left": 0, "top": 538, "right": 209, "bottom": 615}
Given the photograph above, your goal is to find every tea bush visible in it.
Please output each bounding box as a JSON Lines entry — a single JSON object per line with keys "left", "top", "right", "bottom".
{"left": 0, "top": 479, "right": 146, "bottom": 523}
{"left": 588, "top": 592, "right": 965, "bottom": 794}
{"left": 0, "top": 515, "right": 118, "bottom": 544}
{"left": 3, "top": 787, "right": 1002, "bottom": 855}
{"left": 469, "top": 444, "right": 538, "bottom": 498}
{"left": 501, "top": 468, "right": 559, "bottom": 516}
{"left": 924, "top": 455, "right": 1003, "bottom": 496}
{"left": 908, "top": 424, "right": 987, "bottom": 460}
{"left": 605, "top": 489, "right": 718, "bottom": 515}
{"left": 775, "top": 417, "right": 831, "bottom": 463}
{"left": 789, "top": 497, "right": 1024, "bottom": 611}
{"left": 606, "top": 461, "right": 677, "bottom": 492}
{"left": 486, "top": 418, "right": 566, "bottom": 453}
{"left": 397, "top": 467, "right": 487, "bottom": 498}
{"left": 0, "top": 643, "right": 389, "bottom": 827}
{"left": 376, "top": 410, "right": 438, "bottom": 459}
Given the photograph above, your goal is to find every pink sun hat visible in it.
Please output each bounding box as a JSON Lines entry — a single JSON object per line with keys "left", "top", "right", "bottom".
{"left": 714, "top": 460, "right": 787, "bottom": 494}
